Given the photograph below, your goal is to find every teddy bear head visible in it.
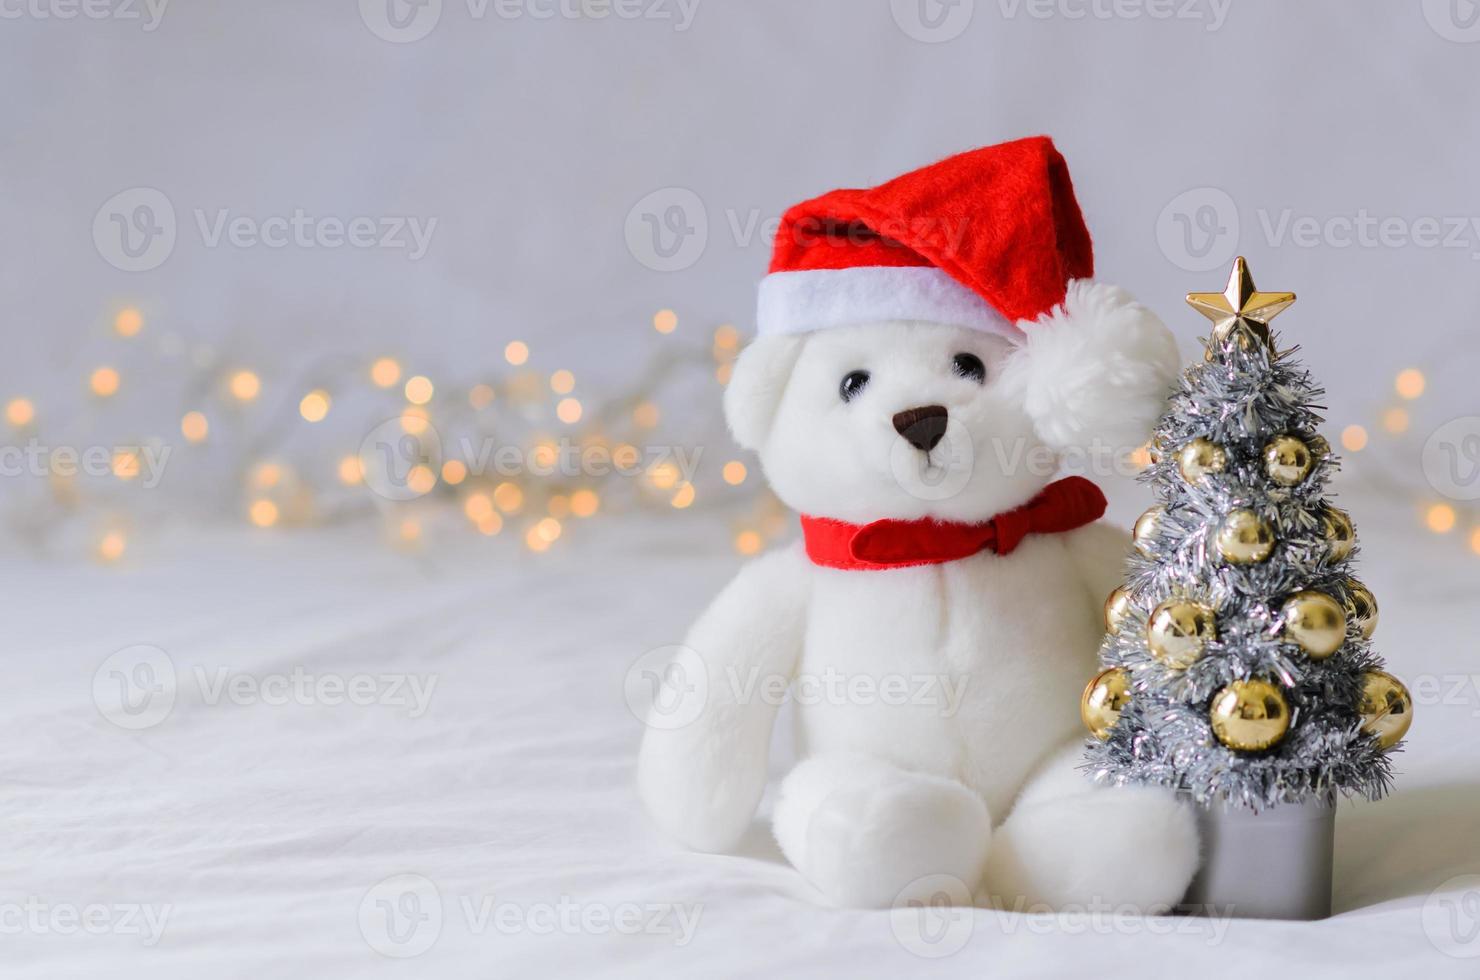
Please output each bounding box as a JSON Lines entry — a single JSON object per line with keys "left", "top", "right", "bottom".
{"left": 725, "top": 282, "right": 1178, "bottom": 524}
{"left": 722, "top": 137, "right": 1179, "bottom": 525}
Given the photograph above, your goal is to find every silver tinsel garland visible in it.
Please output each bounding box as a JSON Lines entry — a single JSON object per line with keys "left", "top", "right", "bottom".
{"left": 1082, "top": 332, "right": 1396, "bottom": 812}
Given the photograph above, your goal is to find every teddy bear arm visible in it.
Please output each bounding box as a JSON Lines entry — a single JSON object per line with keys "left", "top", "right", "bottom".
{"left": 637, "top": 544, "right": 811, "bottom": 853}
{"left": 1065, "top": 520, "right": 1134, "bottom": 610}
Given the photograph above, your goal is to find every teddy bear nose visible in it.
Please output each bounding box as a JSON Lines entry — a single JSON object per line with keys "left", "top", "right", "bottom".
{"left": 892, "top": 405, "right": 949, "bottom": 452}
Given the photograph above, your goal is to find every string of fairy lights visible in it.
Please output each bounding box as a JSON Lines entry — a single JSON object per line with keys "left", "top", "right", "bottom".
{"left": 0, "top": 306, "right": 789, "bottom": 563}
{"left": 0, "top": 309, "right": 1467, "bottom": 565}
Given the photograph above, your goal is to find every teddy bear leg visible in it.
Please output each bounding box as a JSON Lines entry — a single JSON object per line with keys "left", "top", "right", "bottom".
{"left": 980, "top": 741, "right": 1199, "bottom": 912}
{"left": 772, "top": 753, "right": 991, "bottom": 909}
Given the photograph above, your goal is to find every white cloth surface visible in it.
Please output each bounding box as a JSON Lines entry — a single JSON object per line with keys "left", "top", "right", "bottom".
{"left": 4, "top": 491, "right": 1479, "bottom": 978}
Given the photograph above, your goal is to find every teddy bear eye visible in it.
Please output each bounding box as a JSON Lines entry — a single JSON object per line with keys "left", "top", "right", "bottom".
{"left": 952, "top": 353, "right": 986, "bottom": 384}
{"left": 839, "top": 370, "right": 871, "bottom": 403}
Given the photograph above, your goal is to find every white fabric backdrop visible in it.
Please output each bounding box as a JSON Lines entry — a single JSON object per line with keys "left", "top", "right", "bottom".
{"left": 1, "top": 0, "right": 1478, "bottom": 428}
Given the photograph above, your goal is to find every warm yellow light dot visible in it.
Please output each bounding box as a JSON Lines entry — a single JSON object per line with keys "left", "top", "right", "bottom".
{"left": 524, "top": 527, "right": 551, "bottom": 552}
{"left": 469, "top": 383, "right": 495, "bottom": 409}
{"left": 299, "top": 389, "right": 331, "bottom": 422}
{"left": 671, "top": 482, "right": 696, "bottom": 509}
{"left": 504, "top": 341, "right": 530, "bottom": 366}
{"left": 715, "top": 362, "right": 733, "bottom": 386}
{"left": 5, "top": 397, "right": 35, "bottom": 428}
{"left": 556, "top": 397, "right": 583, "bottom": 424}
{"left": 337, "top": 455, "right": 363, "bottom": 485}
{"left": 534, "top": 517, "right": 563, "bottom": 543}
{"left": 1395, "top": 369, "right": 1426, "bottom": 400}
{"left": 1382, "top": 407, "right": 1410, "bottom": 434}
{"left": 1470, "top": 527, "right": 1480, "bottom": 556}
{"left": 734, "top": 530, "right": 763, "bottom": 556}
{"left": 1427, "top": 503, "right": 1457, "bottom": 534}
{"left": 653, "top": 309, "right": 678, "bottom": 334}
{"left": 476, "top": 512, "right": 502, "bottom": 536}
{"left": 229, "top": 370, "right": 260, "bottom": 402}
{"left": 252, "top": 462, "right": 283, "bottom": 489}
{"left": 370, "top": 357, "right": 402, "bottom": 388}
{"left": 90, "top": 367, "right": 120, "bottom": 398}
{"left": 633, "top": 402, "right": 660, "bottom": 428}
{"left": 550, "top": 370, "right": 575, "bottom": 395}
{"left": 531, "top": 441, "right": 559, "bottom": 469}
{"left": 548, "top": 494, "right": 571, "bottom": 519}
{"left": 401, "top": 406, "right": 430, "bottom": 435}
{"left": 180, "top": 411, "right": 209, "bottom": 443}
{"left": 249, "top": 499, "right": 280, "bottom": 528}
{"left": 1129, "top": 444, "right": 1153, "bottom": 470}
{"left": 464, "top": 492, "right": 494, "bottom": 522}
{"left": 97, "top": 530, "right": 127, "bottom": 562}
{"left": 722, "top": 460, "right": 748, "bottom": 486}
{"left": 441, "top": 460, "right": 468, "bottom": 485}
{"left": 399, "top": 518, "right": 421, "bottom": 543}
{"left": 570, "top": 489, "right": 600, "bottom": 518}
{"left": 713, "top": 324, "right": 739, "bottom": 352}
{"left": 494, "top": 481, "right": 524, "bottom": 513}
{"left": 404, "top": 375, "right": 434, "bottom": 405}
{"left": 647, "top": 461, "right": 680, "bottom": 490}
{"left": 407, "top": 464, "right": 436, "bottom": 495}
{"left": 111, "top": 449, "right": 140, "bottom": 480}
{"left": 114, "top": 307, "right": 144, "bottom": 337}
{"left": 1340, "top": 425, "right": 1368, "bottom": 452}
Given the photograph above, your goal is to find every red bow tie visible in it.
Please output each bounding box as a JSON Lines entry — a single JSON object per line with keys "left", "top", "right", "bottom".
{"left": 799, "top": 476, "right": 1107, "bottom": 571}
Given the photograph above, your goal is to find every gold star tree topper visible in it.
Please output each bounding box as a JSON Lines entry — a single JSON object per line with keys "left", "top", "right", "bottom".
{"left": 1186, "top": 256, "right": 1295, "bottom": 354}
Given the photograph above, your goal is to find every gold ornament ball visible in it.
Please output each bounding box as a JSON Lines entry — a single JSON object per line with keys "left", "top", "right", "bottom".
{"left": 1345, "top": 580, "right": 1379, "bottom": 639}
{"left": 1358, "top": 670, "right": 1413, "bottom": 749}
{"left": 1147, "top": 598, "right": 1217, "bottom": 669}
{"left": 1105, "top": 586, "right": 1135, "bottom": 634}
{"left": 1308, "top": 434, "right": 1331, "bottom": 461}
{"left": 1323, "top": 507, "right": 1356, "bottom": 562}
{"left": 1178, "top": 438, "right": 1227, "bottom": 484}
{"left": 1279, "top": 591, "right": 1347, "bottom": 659}
{"left": 1081, "top": 667, "right": 1132, "bottom": 740}
{"left": 1264, "top": 434, "right": 1314, "bottom": 487}
{"left": 1216, "top": 509, "right": 1276, "bottom": 564}
{"left": 1209, "top": 679, "right": 1291, "bottom": 752}
{"left": 1133, "top": 506, "right": 1164, "bottom": 556}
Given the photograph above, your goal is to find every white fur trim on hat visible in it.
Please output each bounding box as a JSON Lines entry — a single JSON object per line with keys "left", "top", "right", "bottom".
{"left": 756, "top": 266, "right": 1021, "bottom": 339}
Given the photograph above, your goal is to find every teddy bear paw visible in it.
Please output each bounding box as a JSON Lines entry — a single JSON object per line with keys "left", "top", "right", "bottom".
{"left": 774, "top": 755, "right": 991, "bottom": 909}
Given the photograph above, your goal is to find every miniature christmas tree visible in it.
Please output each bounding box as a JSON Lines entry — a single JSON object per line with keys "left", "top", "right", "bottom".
{"left": 1080, "top": 257, "right": 1412, "bottom": 826}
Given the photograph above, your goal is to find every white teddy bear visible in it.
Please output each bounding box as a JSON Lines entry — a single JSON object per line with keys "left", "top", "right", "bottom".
{"left": 638, "top": 137, "right": 1201, "bottom": 910}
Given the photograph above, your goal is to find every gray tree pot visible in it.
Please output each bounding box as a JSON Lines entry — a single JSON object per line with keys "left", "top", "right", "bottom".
{"left": 1180, "top": 796, "right": 1335, "bottom": 921}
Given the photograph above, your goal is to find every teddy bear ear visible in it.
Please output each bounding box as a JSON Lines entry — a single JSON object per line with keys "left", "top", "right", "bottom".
{"left": 998, "top": 280, "right": 1181, "bottom": 456}
{"left": 723, "top": 333, "right": 805, "bottom": 452}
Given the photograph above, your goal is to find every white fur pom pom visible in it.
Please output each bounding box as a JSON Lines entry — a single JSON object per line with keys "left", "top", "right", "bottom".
{"left": 1000, "top": 280, "right": 1180, "bottom": 455}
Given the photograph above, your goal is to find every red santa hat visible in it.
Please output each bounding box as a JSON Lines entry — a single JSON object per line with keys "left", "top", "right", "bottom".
{"left": 731, "top": 137, "right": 1178, "bottom": 456}
{"left": 757, "top": 136, "right": 1093, "bottom": 339}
